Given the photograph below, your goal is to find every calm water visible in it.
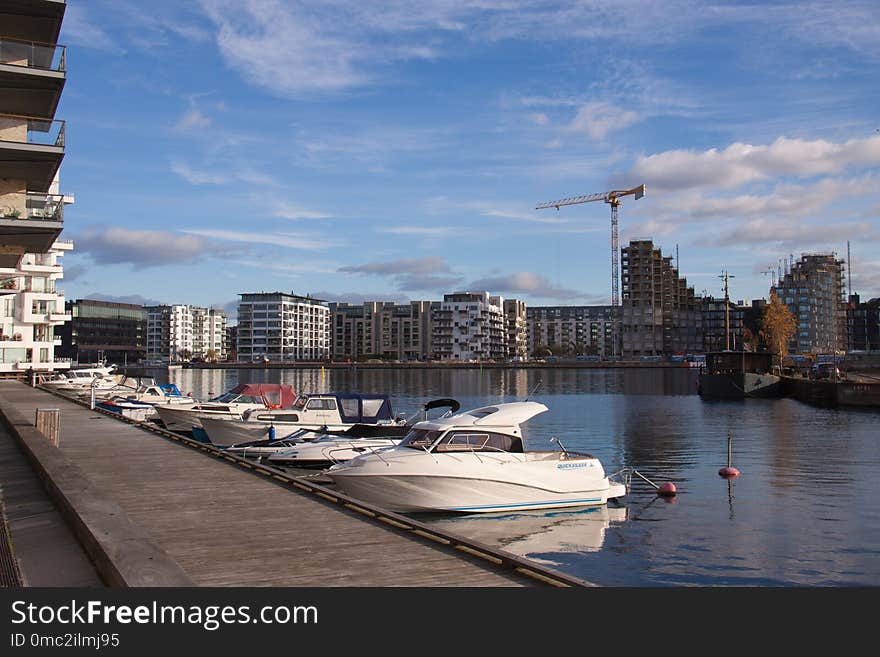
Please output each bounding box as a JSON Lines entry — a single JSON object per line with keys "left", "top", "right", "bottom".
{"left": 153, "top": 366, "right": 880, "bottom": 586}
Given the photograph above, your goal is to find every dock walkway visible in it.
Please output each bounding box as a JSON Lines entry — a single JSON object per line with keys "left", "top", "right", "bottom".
{"left": 0, "top": 382, "right": 585, "bottom": 587}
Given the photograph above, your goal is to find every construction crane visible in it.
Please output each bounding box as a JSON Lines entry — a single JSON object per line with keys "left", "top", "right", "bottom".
{"left": 536, "top": 184, "right": 646, "bottom": 358}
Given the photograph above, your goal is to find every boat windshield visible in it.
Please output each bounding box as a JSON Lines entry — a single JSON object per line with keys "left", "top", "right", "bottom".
{"left": 399, "top": 428, "right": 443, "bottom": 450}
{"left": 210, "top": 392, "right": 264, "bottom": 404}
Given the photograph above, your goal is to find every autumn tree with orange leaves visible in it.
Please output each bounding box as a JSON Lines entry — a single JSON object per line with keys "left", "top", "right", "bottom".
{"left": 759, "top": 292, "right": 798, "bottom": 366}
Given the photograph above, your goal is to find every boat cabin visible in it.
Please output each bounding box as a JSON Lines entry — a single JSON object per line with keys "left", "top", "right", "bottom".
{"left": 242, "top": 393, "right": 395, "bottom": 426}
{"left": 400, "top": 428, "right": 524, "bottom": 453}
{"left": 705, "top": 351, "right": 774, "bottom": 375}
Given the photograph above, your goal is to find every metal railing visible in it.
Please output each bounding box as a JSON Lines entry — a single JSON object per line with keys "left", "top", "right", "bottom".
{"left": 0, "top": 113, "right": 65, "bottom": 148}
{"left": 0, "top": 37, "right": 65, "bottom": 72}
{"left": 15, "top": 192, "right": 64, "bottom": 222}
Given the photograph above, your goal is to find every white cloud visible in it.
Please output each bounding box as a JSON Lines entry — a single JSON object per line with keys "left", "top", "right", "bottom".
{"left": 271, "top": 201, "right": 332, "bottom": 221}
{"left": 467, "top": 271, "right": 598, "bottom": 302}
{"left": 619, "top": 135, "right": 880, "bottom": 192}
{"left": 175, "top": 108, "right": 212, "bottom": 131}
{"left": 72, "top": 226, "right": 216, "bottom": 269}
{"left": 567, "top": 102, "right": 640, "bottom": 140}
{"left": 170, "top": 161, "right": 226, "bottom": 185}
{"left": 183, "top": 229, "right": 341, "bottom": 251}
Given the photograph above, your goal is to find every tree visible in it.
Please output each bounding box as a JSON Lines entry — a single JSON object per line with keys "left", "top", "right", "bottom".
{"left": 759, "top": 292, "right": 797, "bottom": 366}
{"left": 205, "top": 349, "right": 218, "bottom": 363}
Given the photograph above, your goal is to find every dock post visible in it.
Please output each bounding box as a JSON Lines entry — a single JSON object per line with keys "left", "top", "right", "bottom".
{"left": 35, "top": 408, "right": 61, "bottom": 447}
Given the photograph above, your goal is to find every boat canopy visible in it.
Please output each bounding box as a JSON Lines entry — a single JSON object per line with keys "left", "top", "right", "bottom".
{"left": 418, "top": 402, "right": 548, "bottom": 430}
{"left": 336, "top": 394, "right": 394, "bottom": 423}
{"left": 229, "top": 383, "right": 296, "bottom": 408}
{"left": 159, "top": 383, "right": 184, "bottom": 397}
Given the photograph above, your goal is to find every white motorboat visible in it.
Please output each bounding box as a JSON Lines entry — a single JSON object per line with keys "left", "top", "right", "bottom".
{"left": 154, "top": 383, "right": 296, "bottom": 433}
{"left": 327, "top": 401, "right": 627, "bottom": 514}
{"left": 264, "top": 399, "right": 461, "bottom": 469}
{"left": 95, "top": 383, "right": 197, "bottom": 421}
{"left": 199, "top": 393, "right": 403, "bottom": 447}
{"left": 39, "top": 363, "right": 119, "bottom": 392}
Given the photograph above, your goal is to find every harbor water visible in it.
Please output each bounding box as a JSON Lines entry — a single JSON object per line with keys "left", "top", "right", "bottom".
{"left": 152, "top": 366, "right": 880, "bottom": 586}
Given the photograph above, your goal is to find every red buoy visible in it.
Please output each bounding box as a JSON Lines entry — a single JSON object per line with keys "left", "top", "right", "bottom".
{"left": 719, "top": 467, "right": 740, "bottom": 478}
{"left": 658, "top": 482, "right": 677, "bottom": 497}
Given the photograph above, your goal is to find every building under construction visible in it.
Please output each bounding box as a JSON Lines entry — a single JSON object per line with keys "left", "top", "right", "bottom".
{"left": 620, "top": 239, "right": 702, "bottom": 358}
{"left": 772, "top": 253, "right": 846, "bottom": 355}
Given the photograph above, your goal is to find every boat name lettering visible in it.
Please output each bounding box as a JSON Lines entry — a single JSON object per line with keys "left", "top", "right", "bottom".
{"left": 557, "top": 462, "right": 591, "bottom": 470}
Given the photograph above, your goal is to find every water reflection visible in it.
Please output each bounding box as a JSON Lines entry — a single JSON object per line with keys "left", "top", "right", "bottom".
{"left": 427, "top": 505, "right": 628, "bottom": 568}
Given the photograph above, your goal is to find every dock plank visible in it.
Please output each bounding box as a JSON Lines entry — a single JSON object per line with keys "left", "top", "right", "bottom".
{"left": 0, "top": 382, "right": 531, "bottom": 587}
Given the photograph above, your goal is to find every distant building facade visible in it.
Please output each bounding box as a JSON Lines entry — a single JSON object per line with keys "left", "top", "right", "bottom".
{"left": 236, "top": 292, "right": 329, "bottom": 361}
{"left": 847, "top": 294, "right": 880, "bottom": 352}
{"left": 771, "top": 253, "right": 846, "bottom": 355}
{"left": 57, "top": 299, "right": 146, "bottom": 365}
{"left": 701, "top": 297, "right": 743, "bottom": 353}
{"left": 504, "top": 299, "right": 529, "bottom": 360}
{"left": 0, "top": 243, "right": 72, "bottom": 374}
{"left": 329, "top": 301, "right": 436, "bottom": 360}
{"left": 620, "top": 240, "right": 702, "bottom": 357}
{"left": 433, "top": 292, "right": 508, "bottom": 361}
{"left": 526, "top": 305, "right": 614, "bottom": 358}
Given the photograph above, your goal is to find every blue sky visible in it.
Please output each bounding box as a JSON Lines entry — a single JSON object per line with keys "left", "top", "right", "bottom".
{"left": 57, "top": 1, "right": 880, "bottom": 319}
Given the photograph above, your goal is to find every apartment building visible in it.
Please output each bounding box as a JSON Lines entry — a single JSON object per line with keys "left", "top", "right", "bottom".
{"left": 772, "top": 253, "right": 846, "bottom": 355}
{"left": 620, "top": 240, "right": 702, "bottom": 358}
{"left": 526, "top": 305, "right": 614, "bottom": 358}
{"left": 330, "top": 300, "right": 436, "bottom": 361}
{"left": 0, "top": 242, "right": 72, "bottom": 373}
{"left": 504, "top": 299, "right": 528, "bottom": 360}
{"left": 56, "top": 299, "right": 147, "bottom": 365}
{"left": 146, "top": 305, "right": 226, "bottom": 362}
{"left": 236, "top": 292, "right": 329, "bottom": 362}
{"left": 701, "top": 296, "right": 744, "bottom": 353}
{"left": 0, "top": 0, "right": 71, "bottom": 374}
{"left": 433, "top": 292, "right": 508, "bottom": 361}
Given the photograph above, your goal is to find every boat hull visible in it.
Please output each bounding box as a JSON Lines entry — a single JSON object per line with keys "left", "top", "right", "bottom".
{"left": 154, "top": 405, "right": 245, "bottom": 432}
{"left": 200, "top": 417, "right": 331, "bottom": 447}
{"left": 329, "top": 473, "right": 624, "bottom": 513}
{"left": 698, "top": 372, "right": 784, "bottom": 399}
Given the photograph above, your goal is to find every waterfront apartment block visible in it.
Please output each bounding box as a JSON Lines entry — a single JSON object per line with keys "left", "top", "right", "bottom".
{"left": 772, "top": 253, "right": 846, "bottom": 355}
{"left": 0, "top": 0, "right": 72, "bottom": 375}
{"left": 847, "top": 294, "right": 880, "bottom": 352}
{"left": 620, "top": 240, "right": 702, "bottom": 358}
{"left": 504, "top": 299, "right": 529, "bottom": 360}
{"left": 0, "top": 240, "right": 72, "bottom": 374}
{"left": 433, "top": 292, "right": 508, "bottom": 361}
{"left": 526, "top": 305, "right": 614, "bottom": 358}
{"left": 192, "top": 306, "right": 226, "bottom": 361}
{"left": 0, "top": 0, "right": 68, "bottom": 270}
{"left": 146, "top": 305, "right": 226, "bottom": 362}
{"left": 56, "top": 299, "right": 147, "bottom": 365}
{"left": 237, "top": 292, "right": 329, "bottom": 362}
{"left": 701, "top": 296, "right": 744, "bottom": 352}
{"left": 329, "top": 300, "right": 436, "bottom": 361}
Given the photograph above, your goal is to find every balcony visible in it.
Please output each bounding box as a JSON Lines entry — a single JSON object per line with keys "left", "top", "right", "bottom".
{"left": 0, "top": 113, "right": 65, "bottom": 192}
{"left": 0, "top": 2, "right": 66, "bottom": 45}
{"left": 0, "top": 37, "right": 65, "bottom": 117}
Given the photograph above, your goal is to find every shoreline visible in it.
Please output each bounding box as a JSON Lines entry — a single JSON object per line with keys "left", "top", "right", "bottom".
{"left": 132, "top": 361, "right": 699, "bottom": 371}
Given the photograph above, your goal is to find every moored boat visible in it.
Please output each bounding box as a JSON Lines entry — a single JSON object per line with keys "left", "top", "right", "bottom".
{"left": 327, "top": 401, "right": 627, "bottom": 514}
{"left": 698, "top": 351, "right": 783, "bottom": 399}
{"left": 154, "top": 383, "right": 295, "bottom": 433}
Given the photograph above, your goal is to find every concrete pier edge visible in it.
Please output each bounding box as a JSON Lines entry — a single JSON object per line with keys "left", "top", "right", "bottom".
{"left": 0, "top": 392, "right": 193, "bottom": 587}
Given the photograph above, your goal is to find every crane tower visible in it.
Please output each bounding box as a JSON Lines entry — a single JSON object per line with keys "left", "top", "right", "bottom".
{"left": 536, "top": 184, "right": 646, "bottom": 358}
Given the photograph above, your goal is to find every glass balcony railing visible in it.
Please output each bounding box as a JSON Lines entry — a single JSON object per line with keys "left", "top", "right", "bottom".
{"left": 0, "top": 37, "right": 66, "bottom": 72}
{"left": 0, "top": 114, "right": 65, "bottom": 148}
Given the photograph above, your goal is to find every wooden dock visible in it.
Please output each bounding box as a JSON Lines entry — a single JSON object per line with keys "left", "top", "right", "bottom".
{"left": 0, "top": 381, "right": 592, "bottom": 587}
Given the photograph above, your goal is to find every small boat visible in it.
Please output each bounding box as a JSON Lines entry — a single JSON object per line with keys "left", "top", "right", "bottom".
{"left": 95, "top": 383, "right": 197, "bottom": 421}
{"left": 153, "top": 383, "right": 295, "bottom": 433}
{"left": 697, "top": 351, "right": 783, "bottom": 399}
{"left": 327, "top": 401, "right": 627, "bottom": 514}
{"left": 39, "top": 363, "right": 119, "bottom": 392}
{"left": 264, "top": 399, "right": 461, "bottom": 469}
{"left": 198, "top": 392, "right": 401, "bottom": 447}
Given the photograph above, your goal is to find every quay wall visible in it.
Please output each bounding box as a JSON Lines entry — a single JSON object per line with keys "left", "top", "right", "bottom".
{"left": 0, "top": 391, "right": 193, "bottom": 586}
